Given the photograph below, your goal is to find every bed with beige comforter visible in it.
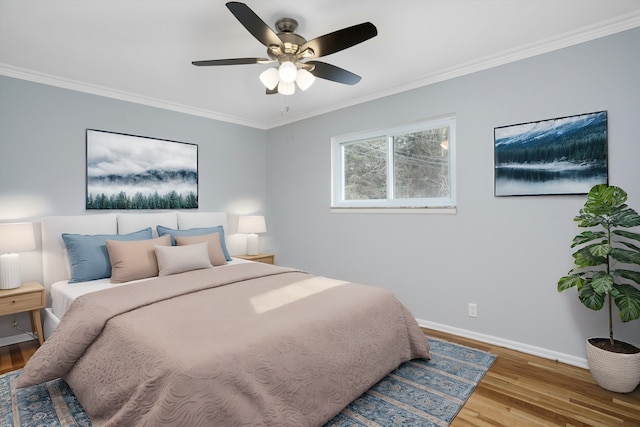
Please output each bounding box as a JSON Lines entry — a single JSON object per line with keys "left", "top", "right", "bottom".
{"left": 17, "top": 262, "right": 429, "bottom": 426}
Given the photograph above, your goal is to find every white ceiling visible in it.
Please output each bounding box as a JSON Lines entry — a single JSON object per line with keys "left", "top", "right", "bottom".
{"left": 2, "top": 0, "right": 640, "bottom": 129}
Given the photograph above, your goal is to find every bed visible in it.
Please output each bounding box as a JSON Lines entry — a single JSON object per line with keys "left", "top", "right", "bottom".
{"left": 17, "top": 211, "right": 430, "bottom": 426}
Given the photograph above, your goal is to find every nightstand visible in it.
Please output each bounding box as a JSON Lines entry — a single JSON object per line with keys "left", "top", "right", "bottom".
{"left": 235, "top": 253, "right": 275, "bottom": 265}
{"left": 0, "top": 282, "right": 45, "bottom": 345}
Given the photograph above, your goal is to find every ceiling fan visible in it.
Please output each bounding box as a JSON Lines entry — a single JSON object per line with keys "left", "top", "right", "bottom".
{"left": 192, "top": 2, "right": 378, "bottom": 95}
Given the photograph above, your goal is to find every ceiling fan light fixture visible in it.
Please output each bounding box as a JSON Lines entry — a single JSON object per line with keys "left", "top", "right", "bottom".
{"left": 278, "top": 81, "right": 295, "bottom": 95}
{"left": 295, "top": 68, "right": 315, "bottom": 91}
{"left": 259, "top": 68, "right": 279, "bottom": 90}
{"left": 278, "top": 61, "right": 298, "bottom": 83}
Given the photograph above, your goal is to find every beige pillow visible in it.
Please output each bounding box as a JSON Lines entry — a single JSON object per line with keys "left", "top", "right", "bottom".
{"left": 174, "top": 232, "right": 228, "bottom": 266}
{"left": 106, "top": 235, "right": 171, "bottom": 283}
{"left": 155, "top": 242, "right": 213, "bottom": 276}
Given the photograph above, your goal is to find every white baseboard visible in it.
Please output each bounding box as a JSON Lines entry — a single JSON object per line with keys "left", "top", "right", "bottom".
{"left": 1, "top": 317, "right": 588, "bottom": 370}
{"left": 417, "top": 318, "right": 589, "bottom": 369}
{"left": 0, "top": 333, "right": 36, "bottom": 347}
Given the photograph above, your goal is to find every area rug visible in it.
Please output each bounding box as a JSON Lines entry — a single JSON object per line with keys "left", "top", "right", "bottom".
{"left": 0, "top": 337, "right": 495, "bottom": 427}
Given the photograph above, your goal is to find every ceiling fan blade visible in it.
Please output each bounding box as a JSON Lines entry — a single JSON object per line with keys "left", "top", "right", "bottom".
{"left": 266, "top": 87, "right": 278, "bottom": 95}
{"left": 226, "top": 2, "right": 282, "bottom": 48}
{"left": 306, "top": 61, "right": 361, "bottom": 85}
{"left": 192, "top": 58, "right": 270, "bottom": 66}
{"left": 300, "top": 22, "right": 377, "bottom": 58}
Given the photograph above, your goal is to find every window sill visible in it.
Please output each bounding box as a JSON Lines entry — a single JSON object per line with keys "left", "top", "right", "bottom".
{"left": 330, "top": 207, "right": 456, "bottom": 215}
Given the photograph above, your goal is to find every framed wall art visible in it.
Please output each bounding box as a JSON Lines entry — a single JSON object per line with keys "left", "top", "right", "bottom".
{"left": 86, "top": 129, "right": 198, "bottom": 209}
{"left": 494, "top": 111, "right": 607, "bottom": 196}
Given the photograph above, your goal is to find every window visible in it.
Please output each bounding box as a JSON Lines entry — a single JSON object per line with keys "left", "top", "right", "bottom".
{"left": 331, "top": 115, "right": 456, "bottom": 210}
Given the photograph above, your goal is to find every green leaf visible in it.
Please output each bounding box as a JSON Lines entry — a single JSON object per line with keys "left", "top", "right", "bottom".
{"left": 610, "top": 206, "right": 640, "bottom": 228}
{"left": 619, "top": 240, "right": 640, "bottom": 252}
{"left": 612, "top": 284, "right": 640, "bottom": 322}
{"left": 612, "top": 269, "right": 640, "bottom": 286}
{"left": 583, "top": 184, "right": 627, "bottom": 215}
{"left": 574, "top": 213, "right": 604, "bottom": 228}
{"left": 573, "top": 246, "right": 607, "bottom": 267}
{"left": 579, "top": 283, "right": 605, "bottom": 311}
{"left": 591, "top": 272, "right": 614, "bottom": 294}
{"left": 588, "top": 243, "right": 611, "bottom": 257}
{"left": 613, "top": 229, "right": 640, "bottom": 244}
{"left": 571, "top": 231, "right": 606, "bottom": 247}
{"left": 558, "top": 275, "right": 583, "bottom": 292}
{"left": 610, "top": 247, "right": 640, "bottom": 265}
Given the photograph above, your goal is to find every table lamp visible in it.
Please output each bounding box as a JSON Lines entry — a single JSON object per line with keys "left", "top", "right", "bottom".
{"left": 237, "top": 216, "right": 266, "bottom": 256}
{"left": 0, "top": 222, "right": 36, "bottom": 289}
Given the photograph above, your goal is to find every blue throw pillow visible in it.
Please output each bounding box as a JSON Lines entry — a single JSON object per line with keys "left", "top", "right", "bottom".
{"left": 62, "top": 228, "right": 153, "bottom": 283}
{"left": 156, "top": 225, "right": 232, "bottom": 261}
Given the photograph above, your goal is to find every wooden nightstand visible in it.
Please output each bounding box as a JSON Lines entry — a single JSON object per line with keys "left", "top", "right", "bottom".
{"left": 0, "top": 282, "right": 45, "bottom": 345}
{"left": 235, "top": 253, "right": 275, "bottom": 264}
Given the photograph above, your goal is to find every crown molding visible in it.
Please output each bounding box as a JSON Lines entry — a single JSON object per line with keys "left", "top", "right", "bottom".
{"left": 266, "top": 11, "right": 640, "bottom": 129}
{"left": 2, "top": 10, "right": 639, "bottom": 130}
{"left": 0, "top": 64, "right": 269, "bottom": 130}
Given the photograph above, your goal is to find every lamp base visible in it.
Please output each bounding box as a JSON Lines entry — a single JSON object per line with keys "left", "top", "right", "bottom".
{"left": 0, "top": 253, "right": 22, "bottom": 290}
{"left": 246, "top": 233, "right": 259, "bottom": 256}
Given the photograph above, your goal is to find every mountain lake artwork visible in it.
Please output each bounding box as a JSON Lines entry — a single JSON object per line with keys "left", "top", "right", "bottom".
{"left": 494, "top": 111, "right": 607, "bottom": 196}
{"left": 86, "top": 129, "right": 198, "bottom": 209}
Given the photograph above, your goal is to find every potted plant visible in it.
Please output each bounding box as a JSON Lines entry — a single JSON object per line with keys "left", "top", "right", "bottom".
{"left": 558, "top": 184, "right": 640, "bottom": 393}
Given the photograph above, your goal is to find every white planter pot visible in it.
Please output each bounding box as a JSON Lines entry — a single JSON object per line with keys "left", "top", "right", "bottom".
{"left": 586, "top": 338, "right": 640, "bottom": 393}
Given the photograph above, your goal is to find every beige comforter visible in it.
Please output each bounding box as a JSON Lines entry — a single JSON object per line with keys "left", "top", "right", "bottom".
{"left": 18, "top": 263, "right": 430, "bottom": 427}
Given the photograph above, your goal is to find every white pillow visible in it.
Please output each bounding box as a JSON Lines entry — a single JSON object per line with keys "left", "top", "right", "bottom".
{"left": 155, "top": 242, "right": 213, "bottom": 276}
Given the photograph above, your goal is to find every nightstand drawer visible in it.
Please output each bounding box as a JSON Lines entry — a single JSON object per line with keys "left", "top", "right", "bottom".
{"left": 0, "top": 291, "right": 43, "bottom": 315}
{"left": 253, "top": 255, "right": 274, "bottom": 264}
{"left": 234, "top": 253, "right": 275, "bottom": 264}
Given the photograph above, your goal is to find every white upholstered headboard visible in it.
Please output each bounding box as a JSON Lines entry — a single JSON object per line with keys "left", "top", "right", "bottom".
{"left": 41, "top": 212, "right": 229, "bottom": 298}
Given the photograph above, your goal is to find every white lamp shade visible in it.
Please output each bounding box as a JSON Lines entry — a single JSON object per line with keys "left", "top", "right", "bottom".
{"left": 259, "top": 68, "right": 279, "bottom": 90}
{"left": 278, "top": 61, "right": 298, "bottom": 83}
{"left": 0, "top": 222, "right": 35, "bottom": 253}
{"left": 295, "top": 68, "right": 315, "bottom": 91}
{"left": 237, "top": 216, "right": 266, "bottom": 234}
{"left": 278, "top": 81, "right": 295, "bottom": 95}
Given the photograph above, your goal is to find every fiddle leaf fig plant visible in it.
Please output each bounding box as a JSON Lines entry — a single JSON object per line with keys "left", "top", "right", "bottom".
{"left": 558, "top": 184, "right": 640, "bottom": 346}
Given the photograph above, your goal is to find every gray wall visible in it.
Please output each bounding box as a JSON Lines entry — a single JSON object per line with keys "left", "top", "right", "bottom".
{"left": 1, "top": 28, "right": 638, "bottom": 362}
{"left": 0, "top": 76, "right": 268, "bottom": 339}
{"left": 265, "top": 28, "right": 640, "bottom": 363}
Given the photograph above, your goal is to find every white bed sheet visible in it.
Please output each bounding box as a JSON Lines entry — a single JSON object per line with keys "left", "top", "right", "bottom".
{"left": 50, "top": 258, "right": 250, "bottom": 320}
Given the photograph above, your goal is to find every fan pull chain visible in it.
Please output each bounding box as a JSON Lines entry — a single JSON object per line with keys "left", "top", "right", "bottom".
{"left": 280, "top": 95, "right": 290, "bottom": 116}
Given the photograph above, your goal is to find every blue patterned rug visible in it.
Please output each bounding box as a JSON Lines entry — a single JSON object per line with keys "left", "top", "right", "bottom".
{"left": 0, "top": 337, "right": 495, "bottom": 427}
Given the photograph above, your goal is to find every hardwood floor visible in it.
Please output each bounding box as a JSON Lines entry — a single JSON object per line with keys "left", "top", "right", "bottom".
{"left": 0, "top": 339, "right": 38, "bottom": 375}
{"left": 424, "top": 328, "right": 640, "bottom": 427}
{"left": 2, "top": 332, "right": 639, "bottom": 426}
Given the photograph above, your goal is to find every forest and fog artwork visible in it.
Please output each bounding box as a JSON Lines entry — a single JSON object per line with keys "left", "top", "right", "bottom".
{"left": 494, "top": 111, "right": 607, "bottom": 196}
{"left": 86, "top": 129, "right": 198, "bottom": 209}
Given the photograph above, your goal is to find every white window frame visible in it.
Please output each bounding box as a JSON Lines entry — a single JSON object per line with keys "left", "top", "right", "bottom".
{"left": 331, "top": 115, "right": 456, "bottom": 213}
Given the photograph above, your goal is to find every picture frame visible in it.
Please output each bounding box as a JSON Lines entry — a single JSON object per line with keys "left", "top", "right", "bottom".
{"left": 494, "top": 111, "right": 607, "bottom": 196}
{"left": 86, "top": 129, "right": 198, "bottom": 209}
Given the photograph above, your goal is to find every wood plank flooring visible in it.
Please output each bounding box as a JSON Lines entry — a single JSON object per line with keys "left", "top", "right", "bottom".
{"left": 424, "top": 329, "right": 640, "bottom": 427}
{"left": 1, "top": 331, "right": 639, "bottom": 426}
{"left": 0, "top": 339, "right": 38, "bottom": 375}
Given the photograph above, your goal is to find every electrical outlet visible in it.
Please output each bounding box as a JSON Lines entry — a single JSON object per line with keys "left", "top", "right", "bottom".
{"left": 468, "top": 303, "right": 478, "bottom": 318}
{"left": 11, "top": 320, "right": 18, "bottom": 328}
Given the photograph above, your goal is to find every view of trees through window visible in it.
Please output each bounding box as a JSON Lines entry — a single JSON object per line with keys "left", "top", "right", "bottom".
{"left": 342, "top": 127, "right": 450, "bottom": 202}
{"left": 394, "top": 128, "right": 450, "bottom": 199}
{"left": 344, "top": 138, "right": 387, "bottom": 200}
